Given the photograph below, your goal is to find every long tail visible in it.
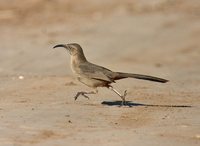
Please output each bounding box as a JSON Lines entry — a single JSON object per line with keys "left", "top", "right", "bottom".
{"left": 115, "top": 72, "right": 168, "bottom": 83}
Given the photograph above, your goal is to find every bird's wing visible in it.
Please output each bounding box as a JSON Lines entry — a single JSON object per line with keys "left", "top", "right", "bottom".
{"left": 78, "top": 63, "right": 114, "bottom": 83}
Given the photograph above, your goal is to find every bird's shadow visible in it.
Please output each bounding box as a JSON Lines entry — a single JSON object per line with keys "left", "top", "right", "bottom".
{"left": 101, "top": 100, "right": 192, "bottom": 108}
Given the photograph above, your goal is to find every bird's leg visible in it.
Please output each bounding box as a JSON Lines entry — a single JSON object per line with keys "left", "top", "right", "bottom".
{"left": 74, "top": 89, "right": 98, "bottom": 100}
{"left": 108, "top": 86, "right": 127, "bottom": 106}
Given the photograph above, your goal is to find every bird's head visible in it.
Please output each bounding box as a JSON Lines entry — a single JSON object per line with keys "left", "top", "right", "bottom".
{"left": 53, "top": 43, "right": 83, "bottom": 56}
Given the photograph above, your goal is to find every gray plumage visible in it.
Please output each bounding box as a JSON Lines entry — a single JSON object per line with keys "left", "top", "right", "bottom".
{"left": 53, "top": 43, "right": 168, "bottom": 105}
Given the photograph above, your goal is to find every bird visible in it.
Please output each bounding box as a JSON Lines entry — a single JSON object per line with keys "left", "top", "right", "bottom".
{"left": 53, "top": 43, "right": 168, "bottom": 105}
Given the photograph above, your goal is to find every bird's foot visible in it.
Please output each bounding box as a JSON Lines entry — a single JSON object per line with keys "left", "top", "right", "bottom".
{"left": 74, "top": 90, "right": 97, "bottom": 101}
{"left": 120, "top": 90, "right": 128, "bottom": 106}
{"left": 74, "top": 92, "right": 90, "bottom": 100}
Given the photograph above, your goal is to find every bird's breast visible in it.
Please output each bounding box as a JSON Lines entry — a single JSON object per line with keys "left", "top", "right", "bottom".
{"left": 70, "top": 59, "right": 77, "bottom": 73}
{"left": 70, "top": 57, "right": 81, "bottom": 75}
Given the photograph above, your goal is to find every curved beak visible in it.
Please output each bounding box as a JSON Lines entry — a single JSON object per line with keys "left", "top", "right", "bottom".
{"left": 53, "top": 44, "right": 69, "bottom": 49}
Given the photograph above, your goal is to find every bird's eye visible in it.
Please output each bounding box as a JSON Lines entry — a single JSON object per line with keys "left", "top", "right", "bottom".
{"left": 68, "top": 46, "right": 72, "bottom": 50}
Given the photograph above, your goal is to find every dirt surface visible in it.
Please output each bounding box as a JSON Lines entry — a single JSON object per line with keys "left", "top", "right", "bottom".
{"left": 0, "top": 0, "right": 200, "bottom": 146}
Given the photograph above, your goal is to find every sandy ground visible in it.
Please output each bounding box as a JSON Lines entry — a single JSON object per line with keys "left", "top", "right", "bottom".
{"left": 0, "top": 0, "right": 200, "bottom": 146}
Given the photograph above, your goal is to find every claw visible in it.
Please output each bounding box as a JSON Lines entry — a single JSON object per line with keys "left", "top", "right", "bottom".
{"left": 73, "top": 90, "right": 97, "bottom": 101}
{"left": 74, "top": 92, "right": 90, "bottom": 100}
{"left": 74, "top": 93, "right": 80, "bottom": 100}
{"left": 120, "top": 90, "right": 128, "bottom": 106}
{"left": 123, "top": 90, "right": 127, "bottom": 97}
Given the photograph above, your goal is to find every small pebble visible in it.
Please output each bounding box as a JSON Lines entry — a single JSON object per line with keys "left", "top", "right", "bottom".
{"left": 18, "top": 75, "right": 24, "bottom": 80}
{"left": 195, "top": 134, "right": 200, "bottom": 139}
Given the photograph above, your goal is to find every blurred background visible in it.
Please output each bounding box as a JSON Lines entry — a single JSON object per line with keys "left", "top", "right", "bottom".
{"left": 0, "top": 1, "right": 200, "bottom": 145}
{"left": 0, "top": 0, "right": 200, "bottom": 78}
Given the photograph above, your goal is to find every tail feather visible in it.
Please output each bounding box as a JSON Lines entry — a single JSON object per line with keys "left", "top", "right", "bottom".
{"left": 115, "top": 72, "right": 168, "bottom": 83}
